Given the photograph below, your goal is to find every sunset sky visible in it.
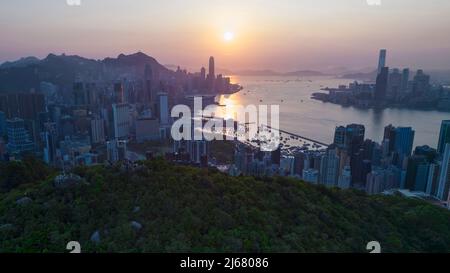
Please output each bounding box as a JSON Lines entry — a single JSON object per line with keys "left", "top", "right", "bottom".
{"left": 1, "top": 0, "right": 450, "bottom": 71}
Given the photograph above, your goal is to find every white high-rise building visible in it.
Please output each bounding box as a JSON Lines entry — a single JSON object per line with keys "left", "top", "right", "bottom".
{"left": 112, "top": 103, "right": 130, "bottom": 140}
{"left": 90, "top": 118, "right": 105, "bottom": 144}
{"left": 320, "top": 147, "right": 340, "bottom": 187}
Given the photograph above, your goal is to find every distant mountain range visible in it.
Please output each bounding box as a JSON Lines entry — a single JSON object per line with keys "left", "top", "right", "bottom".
{"left": 0, "top": 56, "right": 40, "bottom": 69}
{"left": 0, "top": 52, "right": 172, "bottom": 93}
{"left": 339, "top": 70, "right": 378, "bottom": 81}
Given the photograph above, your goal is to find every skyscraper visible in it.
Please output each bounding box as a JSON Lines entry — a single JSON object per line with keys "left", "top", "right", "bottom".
{"left": 388, "top": 68, "right": 402, "bottom": 100}
{"left": 438, "top": 120, "right": 450, "bottom": 155}
{"left": 144, "top": 64, "right": 154, "bottom": 103}
{"left": 377, "top": 49, "right": 387, "bottom": 74}
{"left": 208, "top": 56, "right": 216, "bottom": 92}
{"left": 6, "top": 118, "right": 35, "bottom": 156}
{"left": 333, "top": 124, "right": 365, "bottom": 154}
{"left": 394, "top": 127, "right": 415, "bottom": 159}
{"left": 437, "top": 143, "right": 450, "bottom": 201}
{"left": 405, "top": 155, "right": 430, "bottom": 192}
{"left": 383, "top": 124, "right": 396, "bottom": 154}
{"left": 200, "top": 67, "right": 206, "bottom": 81}
{"left": 320, "top": 146, "right": 340, "bottom": 187}
{"left": 333, "top": 126, "right": 346, "bottom": 149}
{"left": 375, "top": 67, "right": 389, "bottom": 102}
{"left": 158, "top": 92, "right": 169, "bottom": 126}
{"left": 401, "top": 68, "right": 410, "bottom": 93}
{"left": 208, "top": 56, "right": 215, "bottom": 79}
{"left": 42, "top": 122, "right": 58, "bottom": 164}
{"left": 412, "top": 69, "right": 430, "bottom": 96}
{"left": 114, "top": 82, "right": 125, "bottom": 104}
{"left": 112, "top": 103, "right": 130, "bottom": 140}
{"left": 90, "top": 118, "right": 106, "bottom": 144}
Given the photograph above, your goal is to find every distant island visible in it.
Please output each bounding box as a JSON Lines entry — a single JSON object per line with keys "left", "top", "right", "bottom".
{"left": 311, "top": 51, "right": 450, "bottom": 112}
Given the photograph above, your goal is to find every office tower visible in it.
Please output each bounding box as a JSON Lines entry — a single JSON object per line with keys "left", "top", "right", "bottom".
{"left": 377, "top": 49, "right": 387, "bottom": 74}
{"left": 90, "top": 118, "right": 105, "bottom": 144}
{"left": 405, "top": 155, "right": 430, "bottom": 192}
{"left": 351, "top": 150, "right": 372, "bottom": 187}
{"left": 346, "top": 124, "right": 365, "bottom": 155}
{"left": 208, "top": 56, "right": 215, "bottom": 79}
{"left": 401, "top": 68, "right": 410, "bottom": 93}
{"left": 393, "top": 127, "right": 415, "bottom": 159}
{"left": 114, "top": 82, "right": 125, "bottom": 104}
{"left": 106, "top": 139, "right": 127, "bottom": 163}
{"left": 208, "top": 56, "right": 216, "bottom": 92}
{"left": 158, "top": 92, "right": 169, "bottom": 125}
{"left": 383, "top": 124, "right": 396, "bottom": 154}
{"left": 375, "top": 67, "right": 389, "bottom": 102}
{"left": 112, "top": 103, "right": 130, "bottom": 140}
{"left": 333, "top": 126, "right": 346, "bottom": 148}
{"left": 438, "top": 120, "right": 450, "bottom": 155}
{"left": 6, "top": 118, "right": 35, "bottom": 155}
{"left": 338, "top": 165, "right": 352, "bottom": 189}
{"left": 200, "top": 67, "right": 206, "bottom": 81}
{"left": 426, "top": 163, "right": 441, "bottom": 196}
{"left": 320, "top": 146, "right": 340, "bottom": 187}
{"left": 388, "top": 68, "right": 402, "bottom": 99}
{"left": 437, "top": 144, "right": 450, "bottom": 201}
{"left": 333, "top": 124, "right": 365, "bottom": 154}
{"left": 412, "top": 69, "right": 430, "bottom": 96}
{"left": 42, "top": 122, "right": 58, "bottom": 164}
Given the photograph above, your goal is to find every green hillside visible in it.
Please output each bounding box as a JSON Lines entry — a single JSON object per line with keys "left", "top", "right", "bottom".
{"left": 1, "top": 158, "right": 450, "bottom": 253}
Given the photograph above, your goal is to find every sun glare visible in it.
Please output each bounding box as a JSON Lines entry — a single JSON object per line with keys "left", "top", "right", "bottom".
{"left": 224, "top": 31, "right": 235, "bottom": 42}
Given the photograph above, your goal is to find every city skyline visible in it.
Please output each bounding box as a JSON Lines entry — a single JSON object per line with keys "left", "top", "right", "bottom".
{"left": 1, "top": 0, "right": 450, "bottom": 71}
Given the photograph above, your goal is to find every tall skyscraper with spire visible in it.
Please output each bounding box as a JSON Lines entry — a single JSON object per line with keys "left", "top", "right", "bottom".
{"left": 208, "top": 56, "right": 216, "bottom": 92}
{"left": 377, "top": 49, "right": 387, "bottom": 75}
{"left": 208, "top": 56, "right": 215, "bottom": 79}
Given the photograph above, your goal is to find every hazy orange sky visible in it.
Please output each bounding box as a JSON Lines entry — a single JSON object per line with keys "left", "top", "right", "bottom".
{"left": 1, "top": 0, "right": 450, "bottom": 71}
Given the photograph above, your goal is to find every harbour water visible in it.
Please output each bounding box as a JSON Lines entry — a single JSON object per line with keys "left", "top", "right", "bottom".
{"left": 215, "top": 76, "right": 449, "bottom": 148}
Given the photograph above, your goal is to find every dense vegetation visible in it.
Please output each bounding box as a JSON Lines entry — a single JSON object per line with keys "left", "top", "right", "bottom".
{"left": 1, "top": 158, "right": 450, "bottom": 253}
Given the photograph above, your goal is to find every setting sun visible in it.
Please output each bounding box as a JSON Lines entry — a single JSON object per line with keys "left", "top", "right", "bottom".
{"left": 223, "top": 31, "right": 235, "bottom": 42}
